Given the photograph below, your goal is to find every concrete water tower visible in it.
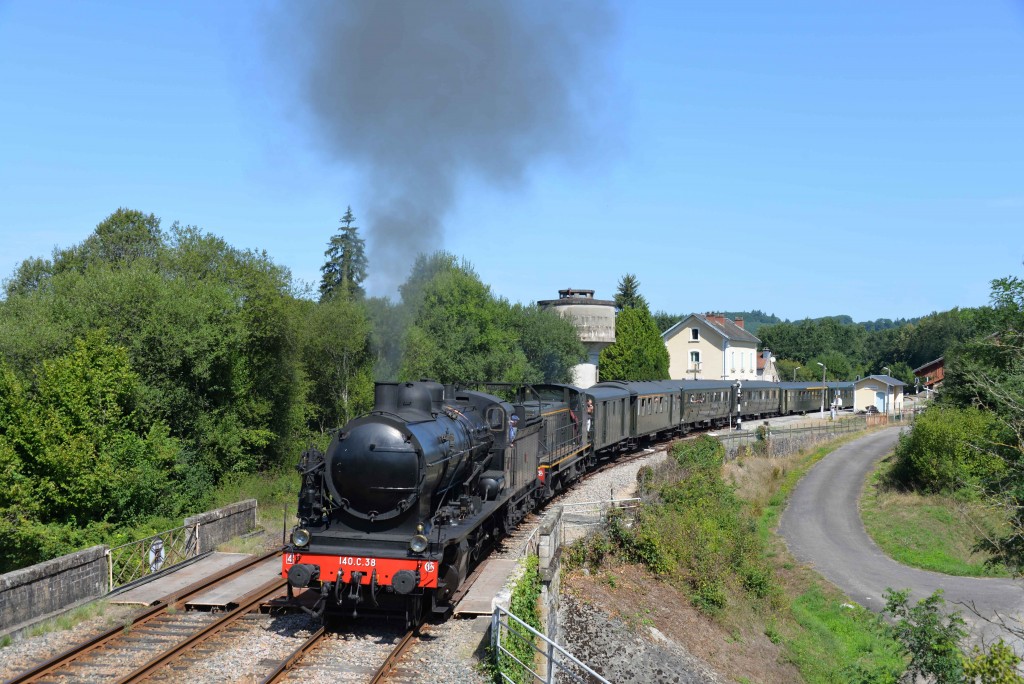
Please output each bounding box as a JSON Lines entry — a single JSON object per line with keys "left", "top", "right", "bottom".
{"left": 538, "top": 288, "right": 616, "bottom": 388}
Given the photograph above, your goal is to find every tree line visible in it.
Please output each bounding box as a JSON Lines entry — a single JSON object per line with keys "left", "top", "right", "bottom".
{"left": 652, "top": 306, "right": 987, "bottom": 386}
{"left": 0, "top": 207, "right": 584, "bottom": 572}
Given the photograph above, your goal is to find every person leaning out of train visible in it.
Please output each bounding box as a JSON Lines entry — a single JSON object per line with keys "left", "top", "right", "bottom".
{"left": 509, "top": 414, "right": 519, "bottom": 443}
{"left": 586, "top": 398, "right": 594, "bottom": 434}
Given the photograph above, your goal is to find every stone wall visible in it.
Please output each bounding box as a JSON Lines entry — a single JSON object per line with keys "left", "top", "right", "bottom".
{"left": 537, "top": 507, "right": 563, "bottom": 643}
{"left": 184, "top": 499, "right": 258, "bottom": 554}
{"left": 0, "top": 545, "right": 108, "bottom": 634}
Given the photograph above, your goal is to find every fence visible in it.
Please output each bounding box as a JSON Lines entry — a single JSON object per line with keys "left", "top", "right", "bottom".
{"left": 714, "top": 415, "right": 872, "bottom": 458}
{"left": 492, "top": 604, "right": 610, "bottom": 684}
{"left": 107, "top": 523, "right": 199, "bottom": 590}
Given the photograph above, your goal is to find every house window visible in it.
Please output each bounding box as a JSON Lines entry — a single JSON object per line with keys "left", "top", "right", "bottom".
{"left": 691, "top": 328, "right": 699, "bottom": 341}
{"left": 690, "top": 350, "right": 700, "bottom": 365}
{"left": 731, "top": 352, "right": 735, "bottom": 369}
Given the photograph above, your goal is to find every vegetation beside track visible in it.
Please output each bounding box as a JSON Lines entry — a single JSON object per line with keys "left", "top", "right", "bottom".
{"left": 565, "top": 432, "right": 907, "bottom": 683}
{"left": 497, "top": 554, "right": 543, "bottom": 684}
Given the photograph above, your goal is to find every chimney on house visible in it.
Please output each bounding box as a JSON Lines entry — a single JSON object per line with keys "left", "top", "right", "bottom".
{"left": 734, "top": 317, "right": 744, "bottom": 329}
{"left": 705, "top": 312, "right": 726, "bottom": 326}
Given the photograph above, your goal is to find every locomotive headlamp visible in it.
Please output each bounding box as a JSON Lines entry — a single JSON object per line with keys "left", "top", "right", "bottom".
{"left": 291, "top": 527, "right": 311, "bottom": 547}
{"left": 409, "top": 534, "right": 429, "bottom": 553}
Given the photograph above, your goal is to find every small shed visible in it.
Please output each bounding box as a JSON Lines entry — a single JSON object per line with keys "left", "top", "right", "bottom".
{"left": 854, "top": 375, "right": 906, "bottom": 415}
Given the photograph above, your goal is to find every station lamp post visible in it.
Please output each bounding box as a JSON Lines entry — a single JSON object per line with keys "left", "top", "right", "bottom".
{"left": 816, "top": 362, "right": 826, "bottom": 419}
{"left": 882, "top": 366, "right": 891, "bottom": 416}
{"left": 793, "top": 366, "right": 801, "bottom": 382}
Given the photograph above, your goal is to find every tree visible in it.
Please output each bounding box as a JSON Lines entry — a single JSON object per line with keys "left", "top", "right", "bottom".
{"left": 598, "top": 306, "right": 669, "bottom": 381}
{"left": 614, "top": 273, "right": 648, "bottom": 311}
{"left": 883, "top": 589, "right": 966, "bottom": 683}
{"left": 652, "top": 310, "right": 683, "bottom": 333}
{"left": 0, "top": 333, "right": 181, "bottom": 571}
{"left": 298, "top": 296, "right": 374, "bottom": 430}
{"left": 400, "top": 266, "right": 528, "bottom": 384}
{"left": 0, "top": 218, "right": 309, "bottom": 481}
{"left": 319, "top": 207, "right": 368, "bottom": 301}
{"left": 510, "top": 305, "right": 586, "bottom": 384}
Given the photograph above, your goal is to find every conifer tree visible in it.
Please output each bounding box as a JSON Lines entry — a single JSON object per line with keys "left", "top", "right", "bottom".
{"left": 320, "top": 207, "right": 368, "bottom": 301}
{"left": 615, "top": 273, "right": 648, "bottom": 311}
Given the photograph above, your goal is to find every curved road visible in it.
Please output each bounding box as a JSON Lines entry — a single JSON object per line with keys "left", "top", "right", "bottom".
{"left": 779, "top": 427, "right": 1024, "bottom": 648}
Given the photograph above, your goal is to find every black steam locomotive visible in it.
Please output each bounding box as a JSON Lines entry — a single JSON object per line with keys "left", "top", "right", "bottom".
{"left": 281, "top": 380, "right": 586, "bottom": 625}
{"left": 281, "top": 377, "right": 851, "bottom": 624}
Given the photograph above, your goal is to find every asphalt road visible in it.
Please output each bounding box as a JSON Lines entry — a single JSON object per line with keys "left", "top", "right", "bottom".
{"left": 779, "top": 427, "right": 1024, "bottom": 649}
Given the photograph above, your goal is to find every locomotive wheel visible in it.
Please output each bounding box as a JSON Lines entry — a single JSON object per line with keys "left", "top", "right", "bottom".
{"left": 408, "top": 595, "right": 424, "bottom": 631}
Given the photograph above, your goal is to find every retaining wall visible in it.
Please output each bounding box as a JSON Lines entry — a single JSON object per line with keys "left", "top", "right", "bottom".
{"left": 0, "top": 545, "right": 108, "bottom": 634}
{"left": 537, "top": 507, "right": 563, "bottom": 643}
{"left": 184, "top": 499, "right": 258, "bottom": 554}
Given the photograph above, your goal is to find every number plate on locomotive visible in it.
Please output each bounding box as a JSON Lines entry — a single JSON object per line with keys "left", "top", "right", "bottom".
{"left": 339, "top": 556, "right": 377, "bottom": 567}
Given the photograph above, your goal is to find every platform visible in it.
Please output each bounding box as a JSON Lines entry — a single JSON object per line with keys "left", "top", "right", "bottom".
{"left": 110, "top": 552, "right": 252, "bottom": 606}
{"left": 454, "top": 559, "right": 518, "bottom": 616}
{"left": 185, "top": 555, "right": 283, "bottom": 610}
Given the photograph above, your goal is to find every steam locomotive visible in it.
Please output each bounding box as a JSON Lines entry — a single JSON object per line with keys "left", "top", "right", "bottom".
{"left": 281, "top": 377, "right": 851, "bottom": 624}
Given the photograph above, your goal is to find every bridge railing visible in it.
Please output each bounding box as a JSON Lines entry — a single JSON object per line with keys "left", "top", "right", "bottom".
{"left": 106, "top": 523, "right": 199, "bottom": 590}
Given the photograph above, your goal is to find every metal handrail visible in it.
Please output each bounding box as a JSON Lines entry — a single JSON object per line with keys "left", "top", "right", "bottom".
{"left": 106, "top": 523, "right": 199, "bottom": 590}
{"left": 492, "top": 604, "right": 610, "bottom": 684}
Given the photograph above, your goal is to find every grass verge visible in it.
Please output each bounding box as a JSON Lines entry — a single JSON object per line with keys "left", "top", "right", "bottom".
{"left": 20, "top": 601, "right": 112, "bottom": 641}
{"left": 860, "top": 457, "right": 1010, "bottom": 577}
{"left": 743, "top": 430, "right": 905, "bottom": 682}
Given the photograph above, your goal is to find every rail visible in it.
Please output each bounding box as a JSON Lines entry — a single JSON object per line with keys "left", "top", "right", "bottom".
{"left": 259, "top": 627, "right": 326, "bottom": 684}
{"left": 7, "top": 550, "right": 280, "bottom": 684}
{"left": 492, "top": 604, "right": 609, "bottom": 684}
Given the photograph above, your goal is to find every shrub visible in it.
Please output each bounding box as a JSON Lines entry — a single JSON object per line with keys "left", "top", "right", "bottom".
{"left": 605, "top": 436, "right": 779, "bottom": 613}
{"left": 890, "top": 406, "right": 1006, "bottom": 493}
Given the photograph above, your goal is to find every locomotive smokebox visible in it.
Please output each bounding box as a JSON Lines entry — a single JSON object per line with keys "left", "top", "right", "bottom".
{"left": 328, "top": 419, "right": 419, "bottom": 522}
{"left": 324, "top": 382, "right": 493, "bottom": 525}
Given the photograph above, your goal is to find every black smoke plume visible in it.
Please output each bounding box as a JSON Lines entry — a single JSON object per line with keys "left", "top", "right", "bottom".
{"left": 268, "top": 1, "right": 615, "bottom": 293}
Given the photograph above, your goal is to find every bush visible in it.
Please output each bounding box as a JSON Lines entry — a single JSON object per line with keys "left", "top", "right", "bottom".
{"left": 890, "top": 406, "right": 1006, "bottom": 493}
{"left": 604, "top": 436, "right": 780, "bottom": 613}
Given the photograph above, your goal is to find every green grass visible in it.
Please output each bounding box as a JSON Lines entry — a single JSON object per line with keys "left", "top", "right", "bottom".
{"left": 860, "top": 459, "right": 1011, "bottom": 578}
{"left": 785, "top": 585, "right": 903, "bottom": 683}
{"left": 23, "top": 600, "right": 111, "bottom": 640}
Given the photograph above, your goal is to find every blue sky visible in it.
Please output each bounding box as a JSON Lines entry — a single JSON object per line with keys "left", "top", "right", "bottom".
{"left": 1, "top": 1, "right": 1022, "bottom": 322}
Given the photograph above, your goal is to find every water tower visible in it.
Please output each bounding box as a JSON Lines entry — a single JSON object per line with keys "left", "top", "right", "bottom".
{"left": 538, "top": 289, "right": 616, "bottom": 388}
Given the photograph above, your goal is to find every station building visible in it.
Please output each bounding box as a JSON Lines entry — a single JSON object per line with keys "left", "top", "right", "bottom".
{"left": 662, "top": 313, "right": 760, "bottom": 381}
{"left": 853, "top": 374, "right": 906, "bottom": 414}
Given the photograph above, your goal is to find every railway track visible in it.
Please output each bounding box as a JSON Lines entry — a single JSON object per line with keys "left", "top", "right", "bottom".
{"left": 258, "top": 623, "right": 426, "bottom": 683}
{"left": 4, "top": 551, "right": 283, "bottom": 684}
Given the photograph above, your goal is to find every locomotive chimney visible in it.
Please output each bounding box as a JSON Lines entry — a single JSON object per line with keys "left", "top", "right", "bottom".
{"left": 428, "top": 384, "right": 444, "bottom": 414}
{"left": 374, "top": 383, "right": 400, "bottom": 413}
